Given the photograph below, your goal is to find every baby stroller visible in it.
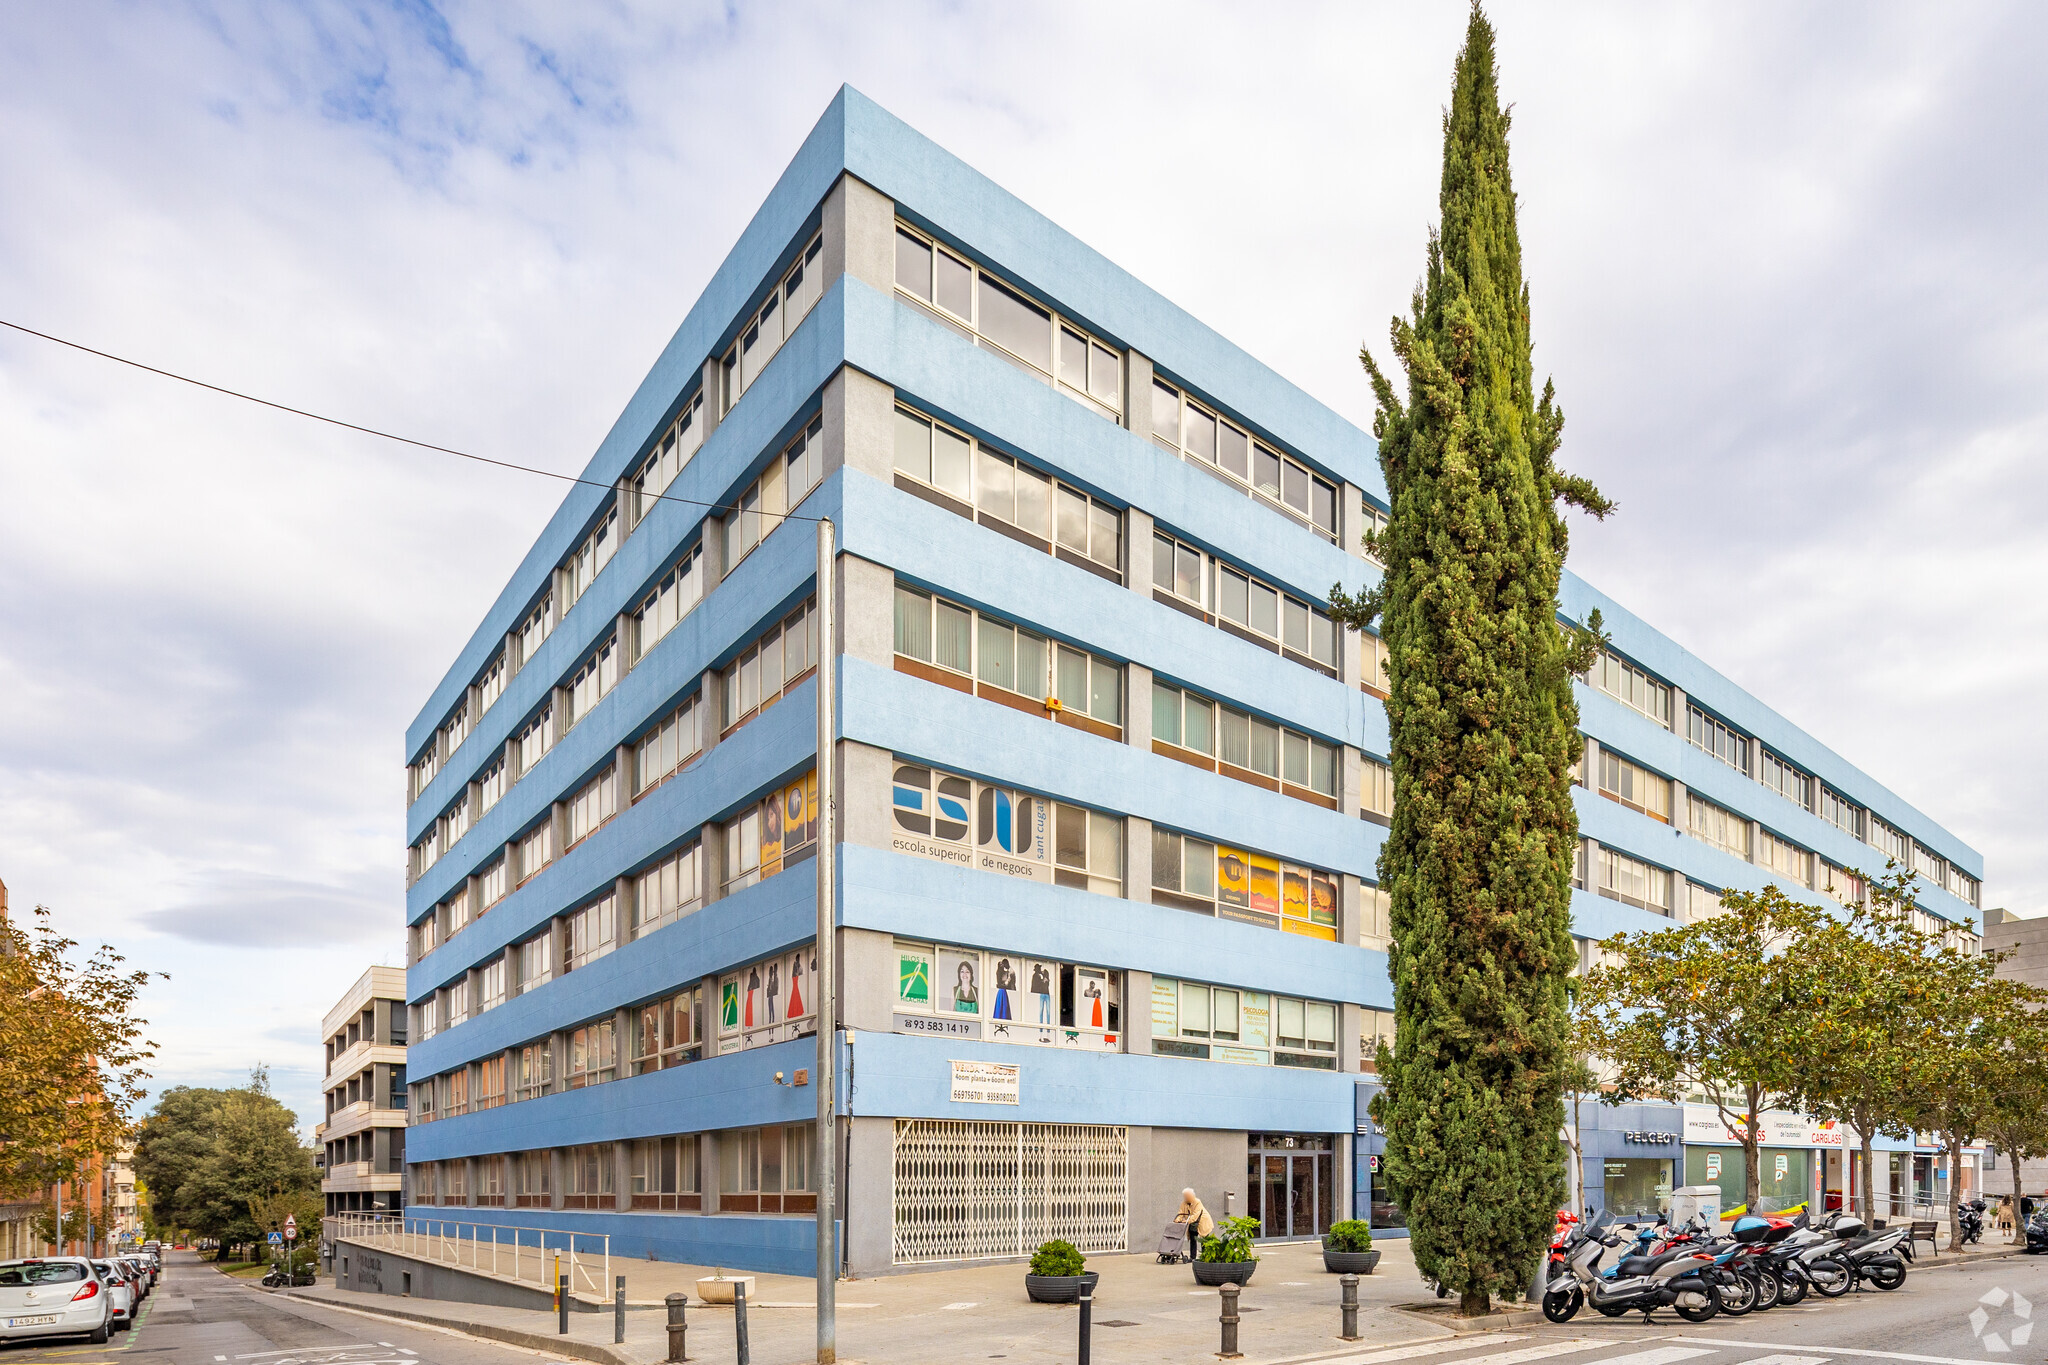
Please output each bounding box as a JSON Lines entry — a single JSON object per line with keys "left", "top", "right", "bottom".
{"left": 1157, "top": 1219, "right": 1192, "bottom": 1264}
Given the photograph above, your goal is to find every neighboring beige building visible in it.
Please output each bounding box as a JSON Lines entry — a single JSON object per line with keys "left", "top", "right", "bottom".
{"left": 1986, "top": 908, "right": 2048, "bottom": 1199}
{"left": 319, "top": 967, "right": 408, "bottom": 1215}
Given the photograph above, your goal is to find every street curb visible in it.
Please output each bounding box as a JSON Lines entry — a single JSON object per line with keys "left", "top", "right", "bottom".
{"left": 1911, "top": 1246, "right": 2030, "bottom": 1272}
{"left": 1388, "top": 1303, "right": 1545, "bottom": 1334}
{"left": 275, "top": 1289, "right": 641, "bottom": 1365}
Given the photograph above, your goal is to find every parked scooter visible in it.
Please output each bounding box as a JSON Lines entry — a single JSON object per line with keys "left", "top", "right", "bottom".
{"left": 1821, "top": 1213, "right": 1910, "bottom": 1290}
{"left": 1543, "top": 1210, "right": 1726, "bottom": 1324}
{"left": 1956, "top": 1200, "right": 1985, "bottom": 1247}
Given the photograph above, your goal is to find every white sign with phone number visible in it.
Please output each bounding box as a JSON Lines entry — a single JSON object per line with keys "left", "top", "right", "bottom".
{"left": 950, "top": 1059, "right": 1020, "bottom": 1105}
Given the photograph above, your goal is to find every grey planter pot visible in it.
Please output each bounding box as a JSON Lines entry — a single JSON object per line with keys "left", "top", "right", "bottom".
{"left": 1025, "top": 1270, "right": 1098, "bottom": 1304}
{"left": 1193, "top": 1259, "right": 1257, "bottom": 1287}
{"left": 1323, "top": 1247, "right": 1382, "bottom": 1275}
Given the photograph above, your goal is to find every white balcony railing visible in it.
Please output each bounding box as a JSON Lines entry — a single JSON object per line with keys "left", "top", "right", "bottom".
{"left": 327, "top": 1213, "right": 610, "bottom": 1301}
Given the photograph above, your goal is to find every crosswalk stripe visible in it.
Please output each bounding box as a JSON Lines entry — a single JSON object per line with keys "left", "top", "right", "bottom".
{"left": 1672, "top": 1342, "right": 2002, "bottom": 1365}
{"left": 1275, "top": 1334, "right": 1532, "bottom": 1365}
{"left": 1732, "top": 1356, "right": 1828, "bottom": 1365}
{"left": 1431, "top": 1340, "right": 1603, "bottom": 1365}
{"left": 1589, "top": 1348, "right": 1718, "bottom": 1365}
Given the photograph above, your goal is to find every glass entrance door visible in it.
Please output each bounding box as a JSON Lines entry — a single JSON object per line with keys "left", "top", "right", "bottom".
{"left": 1247, "top": 1134, "right": 1334, "bottom": 1238}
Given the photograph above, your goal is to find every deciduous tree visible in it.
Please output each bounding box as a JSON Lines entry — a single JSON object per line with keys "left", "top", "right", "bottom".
{"left": 133, "top": 1069, "right": 316, "bottom": 1257}
{"left": 1331, "top": 4, "right": 1610, "bottom": 1314}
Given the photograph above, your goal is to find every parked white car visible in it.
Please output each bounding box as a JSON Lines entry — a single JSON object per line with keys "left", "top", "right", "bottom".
{"left": 0, "top": 1258, "right": 114, "bottom": 1345}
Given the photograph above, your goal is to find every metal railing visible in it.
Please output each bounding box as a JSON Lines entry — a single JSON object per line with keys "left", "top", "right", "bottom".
{"left": 328, "top": 1212, "right": 610, "bottom": 1299}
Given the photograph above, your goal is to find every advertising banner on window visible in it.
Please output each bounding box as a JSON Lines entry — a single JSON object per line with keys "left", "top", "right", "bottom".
{"left": 949, "top": 1059, "right": 1020, "bottom": 1105}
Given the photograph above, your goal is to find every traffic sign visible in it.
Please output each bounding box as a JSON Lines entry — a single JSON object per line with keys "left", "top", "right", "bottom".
{"left": 268, "top": 1231, "right": 283, "bottom": 1245}
{"left": 283, "top": 1215, "right": 298, "bottom": 1239}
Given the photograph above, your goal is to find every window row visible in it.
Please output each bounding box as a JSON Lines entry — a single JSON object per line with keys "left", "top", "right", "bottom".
{"left": 1598, "top": 749, "right": 1671, "bottom": 823}
{"left": 721, "top": 598, "right": 819, "bottom": 733}
{"left": 892, "top": 940, "right": 1120, "bottom": 1052}
{"left": 1149, "top": 378, "right": 1339, "bottom": 542}
{"left": 891, "top": 762, "right": 1125, "bottom": 896}
{"left": 723, "top": 415, "right": 823, "bottom": 570}
{"left": 632, "top": 393, "right": 706, "bottom": 519}
{"left": 721, "top": 233, "right": 825, "bottom": 411}
{"left": 891, "top": 406, "right": 1122, "bottom": 577}
{"left": 1586, "top": 649, "right": 1673, "bottom": 726}
{"left": 1150, "top": 828, "right": 1340, "bottom": 941}
{"left": 894, "top": 223, "right": 1123, "bottom": 421}
{"left": 1149, "top": 977, "right": 1339, "bottom": 1070}
{"left": 723, "top": 773, "right": 820, "bottom": 895}
{"left": 892, "top": 585, "right": 1124, "bottom": 735}
{"left": 1151, "top": 531, "right": 1339, "bottom": 675}
{"left": 1573, "top": 840, "right": 1674, "bottom": 916}
{"left": 1152, "top": 680, "right": 1338, "bottom": 805}
{"left": 560, "top": 508, "right": 619, "bottom": 619}
{"left": 409, "top": 1123, "right": 815, "bottom": 1216}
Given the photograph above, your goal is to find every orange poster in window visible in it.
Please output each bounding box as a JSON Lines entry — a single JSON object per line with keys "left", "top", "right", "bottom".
{"left": 1217, "top": 846, "right": 1251, "bottom": 908}
{"left": 1247, "top": 852, "right": 1281, "bottom": 914}
{"left": 761, "top": 794, "right": 784, "bottom": 878}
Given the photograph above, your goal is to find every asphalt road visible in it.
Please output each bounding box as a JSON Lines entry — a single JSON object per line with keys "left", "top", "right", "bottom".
{"left": 0, "top": 1253, "right": 563, "bottom": 1365}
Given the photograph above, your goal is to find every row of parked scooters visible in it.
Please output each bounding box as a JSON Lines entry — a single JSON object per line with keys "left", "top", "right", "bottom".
{"left": 1542, "top": 1207, "right": 1914, "bottom": 1324}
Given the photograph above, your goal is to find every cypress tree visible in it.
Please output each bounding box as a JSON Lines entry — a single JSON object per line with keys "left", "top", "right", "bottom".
{"left": 1332, "top": 5, "right": 1612, "bottom": 1315}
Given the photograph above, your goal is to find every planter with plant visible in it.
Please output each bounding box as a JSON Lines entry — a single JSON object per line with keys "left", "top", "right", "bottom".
{"left": 1024, "top": 1240, "right": 1098, "bottom": 1303}
{"left": 1322, "top": 1220, "right": 1381, "bottom": 1274}
{"left": 1193, "top": 1215, "right": 1261, "bottom": 1286}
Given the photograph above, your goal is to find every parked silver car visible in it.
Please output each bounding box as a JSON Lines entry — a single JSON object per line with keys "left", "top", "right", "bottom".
{"left": 87, "top": 1260, "right": 135, "bottom": 1330}
{"left": 0, "top": 1258, "right": 114, "bottom": 1345}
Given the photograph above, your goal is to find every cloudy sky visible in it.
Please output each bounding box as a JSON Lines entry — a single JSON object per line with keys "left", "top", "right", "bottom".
{"left": 2, "top": 2, "right": 2043, "bottom": 1133}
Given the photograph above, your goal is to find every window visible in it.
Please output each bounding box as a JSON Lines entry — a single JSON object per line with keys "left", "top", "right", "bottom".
{"left": 892, "top": 406, "right": 1123, "bottom": 576}
{"left": 1150, "top": 977, "right": 1337, "bottom": 1069}
{"left": 1149, "top": 379, "right": 1338, "bottom": 542}
{"left": 477, "top": 755, "right": 507, "bottom": 815}
{"left": 513, "top": 1040, "right": 552, "bottom": 1102}
{"left": 1598, "top": 750, "right": 1672, "bottom": 822}
{"left": 1911, "top": 841, "right": 1943, "bottom": 884}
{"left": 1869, "top": 815, "right": 1910, "bottom": 866}
{"left": 475, "top": 1055, "right": 506, "bottom": 1111}
{"left": 412, "top": 1076, "right": 436, "bottom": 1122}
{"left": 630, "top": 1135, "right": 701, "bottom": 1210}
{"left": 517, "top": 592, "right": 557, "bottom": 672}
{"left": 408, "top": 824, "right": 442, "bottom": 885}
{"left": 566, "top": 1018, "right": 617, "bottom": 1089}
{"left": 1759, "top": 828, "right": 1814, "bottom": 889}
{"left": 439, "top": 792, "right": 472, "bottom": 855}
{"left": 723, "top": 416, "right": 824, "bottom": 568}
{"left": 566, "top": 638, "right": 620, "bottom": 728}
{"left": 636, "top": 545, "right": 704, "bottom": 657}
{"left": 443, "top": 885, "right": 471, "bottom": 938}
{"left": 514, "top": 1150, "right": 551, "bottom": 1206}
{"left": 413, "top": 993, "right": 441, "bottom": 1042}
{"left": 1149, "top": 531, "right": 1339, "bottom": 674}
{"left": 1599, "top": 847, "right": 1673, "bottom": 915}
{"left": 517, "top": 927, "right": 553, "bottom": 992}
{"left": 721, "top": 233, "right": 825, "bottom": 410}
{"left": 479, "top": 956, "right": 507, "bottom": 1013}
{"left": 1760, "top": 751, "right": 1813, "bottom": 811}
{"left": 440, "top": 700, "right": 471, "bottom": 762}
{"left": 893, "top": 585, "right": 1124, "bottom": 735}
{"left": 562, "top": 895, "right": 616, "bottom": 972}
{"left": 515, "top": 704, "right": 555, "bottom": 778}
{"left": 717, "top": 946, "right": 821, "bottom": 1052}
{"left": 560, "top": 509, "right": 618, "bottom": 615}
{"left": 563, "top": 1144, "right": 614, "bottom": 1208}
{"left": 1361, "top": 757, "right": 1393, "bottom": 823}
{"left": 1359, "top": 502, "right": 1390, "bottom": 566}
{"left": 720, "top": 598, "right": 818, "bottom": 732}
{"left": 1687, "top": 705, "right": 1747, "bottom": 772}
{"left": 440, "top": 1066, "right": 469, "bottom": 1118}
{"left": 1054, "top": 802, "right": 1123, "bottom": 895}
{"left": 722, "top": 772, "right": 819, "bottom": 894}
{"left": 637, "top": 695, "right": 703, "bottom": 792}
{"left": 411, "top": 912, "right": 441, "bottom": 963}
{"left": 563, "top": 767, "right": 617, "bottom": 849}
{"left": 634, "top": 393, "right": 705, "bottom": 520}
{"left": 1152, "top": 680, "right": 1337, "bottom": 803}
{"left": 1819, "top": 787, "right": 1864, "bottom": 840}
{"left": 1586, "top": 650, "right": 1672, "bottom": 726}
{"left": 1822, "top": 862, "right": 1865, "bottom": 907}
{"left": 631, "top": 987, "right": 704, "bottom": 1075}
{"left": 1151, "top": 828, "right": 1339, "bottom": 940}
{"left": 1688, "top": 794, "right": 1751, "bottom": 861}
{"left": 896, "top": 939, "right": 1122, "bottom": 1051}
{"left": 477, "top": 650, "right": 508, "bottom": 716}
{"left": 1359, "top": 630, "right": 1390, "bottom": 698}
{"left": 479, "top": 857, "right": 508, "bottom": 910}
{"left": 1359, "top": 882, "right": 1391, "bottom": 953}
{"left": 714, "top": 1123, "right": 818, "bottom": 1214}
{"left": 516, "top": 820, "right": 553, "bottom": 884}
{"left": 894, "top": 224, "right": 1122, "bottom": 421}
{"left": 633, "top": 842, "right": 703, "bottom": 938}
{"left": 408, "top": 745, "right": 440, "bottom": 805}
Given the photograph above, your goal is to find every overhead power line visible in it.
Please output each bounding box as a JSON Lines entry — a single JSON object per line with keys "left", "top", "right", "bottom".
{"left": 0, "top": 316, "right": 823, "bottom": 522}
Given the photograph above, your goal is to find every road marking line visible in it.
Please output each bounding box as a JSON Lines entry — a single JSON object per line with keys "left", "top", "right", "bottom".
{"left": 378, "top": 1345, "right": 394, "bottom": 1350}
{"left": 1732, "top": 1356, "right": 1828, "bottom": 1365}
{"left": 1281, "top": 1335, "right": 1535, "bottom": 1365}
{"left": 1437, "top": 1341, "right": 1603, "bottom": 1365}
{"left": 1590, "top": 1350, "right": 1718, "bottom": 1365}
{"left": 1672, "top": 1342, "right": 1997, "bottom": 1365}
{"left": 940, "top": 1301, "right": 978, "bottom": 1310}
{"left": 216, "top": 1356, "right": 227, "bottom": 1361}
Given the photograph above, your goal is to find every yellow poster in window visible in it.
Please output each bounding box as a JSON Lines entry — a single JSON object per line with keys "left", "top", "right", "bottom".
{"left": 1216, "top": 846, "right": 1251, "bottom": 907}
{"left": 1247, "top": 852, "right": 1281, "bottom": 914}
{"left": 760, "top": 792, "right": 784, "bottom": 878}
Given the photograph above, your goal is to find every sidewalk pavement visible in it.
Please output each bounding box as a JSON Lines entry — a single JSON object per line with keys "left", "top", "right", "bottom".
{"left": 288, "top": 1236, "right": 1463, "bottom": 1365}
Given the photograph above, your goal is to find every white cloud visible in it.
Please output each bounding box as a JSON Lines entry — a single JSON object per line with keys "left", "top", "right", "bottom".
{"left": 1, "top": 1, "right": 2041, "bottom": 1130}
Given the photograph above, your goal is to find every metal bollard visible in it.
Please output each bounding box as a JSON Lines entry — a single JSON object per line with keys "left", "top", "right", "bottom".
{"left": 734, "top": 1281, "right": 751, "bottom": 1365}
{"left": 1340, "top": 1273, "right": 1360, "bottom": 1340}
{"left": 664, "top": 1292, "right": 689, "bottom": 1363}
{"left": 557, "top": 1272, "right": 569, "bottom": 1335}
{"left": 615, "top": 1275, "right": 626, "bottom": 1345}
{"left": 1219, "top": 1282, "right": 1242, "bottom": 1359}
{"left": 1078, "top": 1291, "right": 1093, "bottom": 1365}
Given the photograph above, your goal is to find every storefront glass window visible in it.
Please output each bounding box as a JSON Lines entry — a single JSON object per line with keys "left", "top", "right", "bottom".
{"left": 1602, "top": 1159, "right": 1672, "bottom": 1218}
{"left": 1684, "top": 1145, "right": 1745, "bottom": 1217}
{"left": 1367, "top": 1151, "right": 1406, "bottom": 1231}
{"left": 1758, "top": 1149, "right": 1812, "bottom": 1214}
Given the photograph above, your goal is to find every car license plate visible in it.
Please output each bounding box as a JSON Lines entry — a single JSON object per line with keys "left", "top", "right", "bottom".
{"left": 6, "top": 1315, "right": 61, "bottom": 1327}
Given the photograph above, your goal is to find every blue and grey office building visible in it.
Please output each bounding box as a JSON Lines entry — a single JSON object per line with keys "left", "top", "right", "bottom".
{"left": 399, "top": 90, "right": 1984, "bottom": 1275}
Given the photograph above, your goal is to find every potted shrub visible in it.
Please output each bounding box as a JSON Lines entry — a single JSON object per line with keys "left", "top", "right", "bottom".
{"left": 1193, "top": 1215, "right": 1261, "bottom": 1286}
{"left": 1024, "top": 1239, "right": 1098, "bottom": 1304}
{"left": 1322, "top": 1220, "right": 1381, "bottom": 1274}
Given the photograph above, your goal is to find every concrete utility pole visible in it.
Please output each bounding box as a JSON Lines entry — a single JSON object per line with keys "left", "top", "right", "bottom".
{"left": 813, "top": 515, "right": 838, "bottom": 1364}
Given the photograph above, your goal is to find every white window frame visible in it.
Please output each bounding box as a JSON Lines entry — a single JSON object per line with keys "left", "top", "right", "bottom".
{"left": 1149, "top": 377, "right": 1339, "bottom": 542}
